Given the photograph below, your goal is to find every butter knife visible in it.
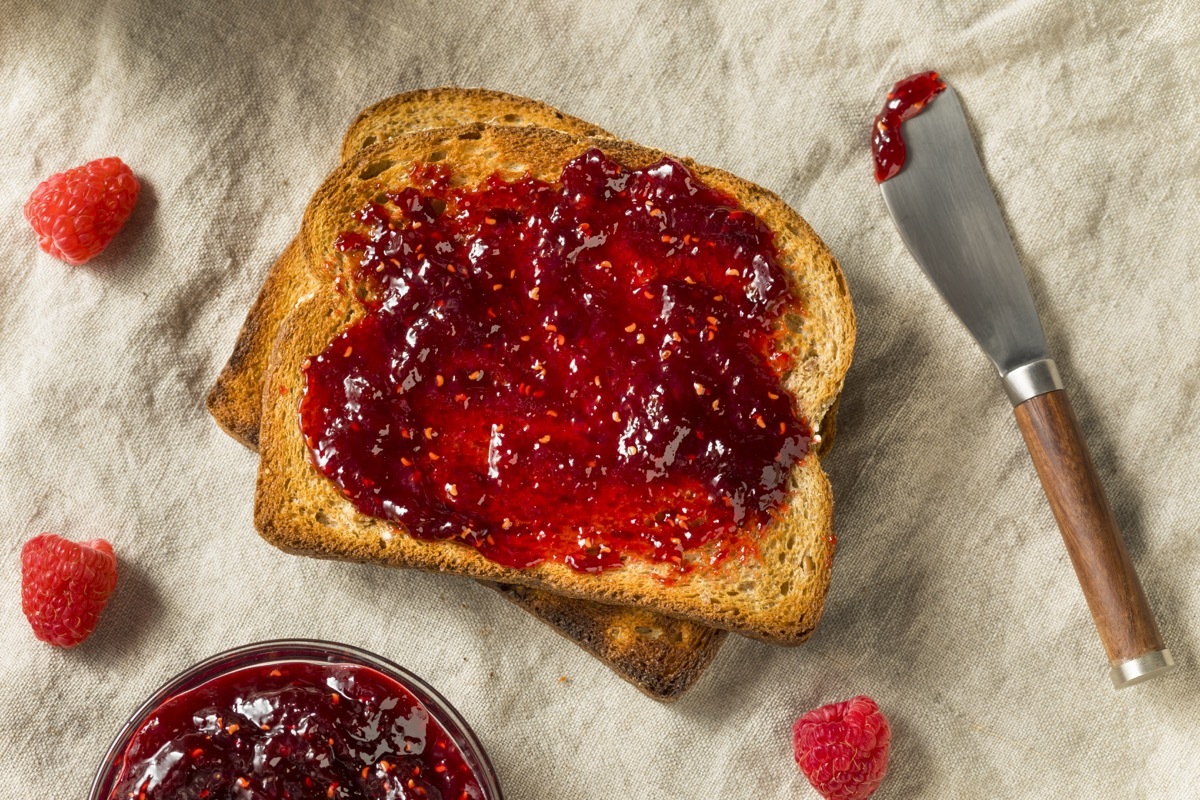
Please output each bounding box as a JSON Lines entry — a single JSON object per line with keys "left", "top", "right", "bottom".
{"left": 879, "top": 82, "right": 1174, "bottom": 688}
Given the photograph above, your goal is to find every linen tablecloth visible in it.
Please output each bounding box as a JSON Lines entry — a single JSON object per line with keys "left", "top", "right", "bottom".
{"left": 2, "top": 1, "right": 1197, "bottom": 796}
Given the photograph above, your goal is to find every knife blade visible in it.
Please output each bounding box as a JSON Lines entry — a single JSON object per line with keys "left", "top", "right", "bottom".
{"left": 878, "top": 81, "right": 1174, "bottom": 688}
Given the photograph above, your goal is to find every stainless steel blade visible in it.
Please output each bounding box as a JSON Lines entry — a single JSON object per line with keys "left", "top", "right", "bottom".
{"left": 880, "top": 86, "right": 1047, "bottom": 375}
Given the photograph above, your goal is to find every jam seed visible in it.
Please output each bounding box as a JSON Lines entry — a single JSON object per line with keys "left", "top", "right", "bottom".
{"left": 529, "top": 286, "right": 540, "bottom": 300}
{"left": 713, "top": 294, "right": 724, "bottom": 301}
{"left": 612, "top": 411, "right": 621, "bottom": 422}
{"left": 330, "top": 693, "right": 339, "bottom": 703}
{"left": 435, "top": 374, "right": 445, "bottom": 386}
{"left": 225, "top": 724, "right": 239, "bottom": 734}
{"left": 539, "top": 435, "right": 551, "bottom": 443}
{"left": 755, "top": 415, "right": 767, "bottom": 428}
{"left": 269, "top": 669, "right": 282, "bottom": 677}
{"left": 237, "top": 777, "right": 250, "bottom": 788}
{"left": 624, "top": 323, "right": 637, "bottom": 332}
{"left": 468, "top": 370, "right": 484, "bottom": 381}
{"left": 429, "top": 452, "right": 440, "bottom": 461}
{"left": 492, "top": 283, "right": 503, "bottom": 291}
{"left": 626, "top": 445, "right": 638, "bottom": 455}
{"left": 767, "top": 392, "right": 780, "bottom": 400}
{"left": 484, "top": 216, "right": 497, "bottom": 225}
{"left": 424, "top": 427, "right": 434, "bottom": 439}
{"left": 599, "top": 259, "right": 612, "bottom": 269}
{"left": 694, "top": 383, "right": 706, "bottom": 395}
{"left": 447, "top": 484, "right": 458, "bottom": 497}
{"left": 636, "top": 333, "right": 646, "bottom": 344}
{"left": 400, "top": 457, "right": 413, "bottom": 467}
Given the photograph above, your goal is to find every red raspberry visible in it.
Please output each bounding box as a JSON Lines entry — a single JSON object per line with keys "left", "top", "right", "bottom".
{"left": 793, "top": 695, "right": 891, "bottom": 800}
{"left": 23, "top": 157, "right": 140, "bottom": 265}
{"left": 20, "top": 534, "right": 118, "bottom": 647}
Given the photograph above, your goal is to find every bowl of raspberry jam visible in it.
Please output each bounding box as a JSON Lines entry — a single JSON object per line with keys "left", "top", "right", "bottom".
{"left": 89, "top": 640, "right": 501, "bottom": 800}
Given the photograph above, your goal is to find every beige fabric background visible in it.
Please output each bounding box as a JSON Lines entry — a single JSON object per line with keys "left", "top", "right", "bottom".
{"left": 1, "top": 0, "right": 1197, "bottom": 796}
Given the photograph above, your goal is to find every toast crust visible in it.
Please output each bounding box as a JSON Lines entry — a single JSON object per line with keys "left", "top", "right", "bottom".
{"left": 207, "top": 89, "right": 729, "bottom": 699}
{"left": 257, "top": 124, "right": 855, "bottom": 644}
{"left": 340, "top": 87, "right": 610, "bottom": 163}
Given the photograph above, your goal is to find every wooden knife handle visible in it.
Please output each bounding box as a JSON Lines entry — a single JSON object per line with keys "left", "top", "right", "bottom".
{"left": 1013, "top": 389, "right": 1165, "bottom": 668}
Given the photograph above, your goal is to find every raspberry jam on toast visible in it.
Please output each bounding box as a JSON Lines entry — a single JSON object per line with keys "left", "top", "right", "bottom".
{"left": 300, "top": 149, "right": 809, "bottom": 573}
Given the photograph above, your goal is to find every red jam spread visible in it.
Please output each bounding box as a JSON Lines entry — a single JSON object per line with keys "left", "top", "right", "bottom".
{"left": 301, "top": 148, "right": 809, "bottom": 573}
{"left": 871, "top": 70, "right": 947, "bottom": 182}
{"left": 106, "top": 661, "right": 485, "bottom": 800}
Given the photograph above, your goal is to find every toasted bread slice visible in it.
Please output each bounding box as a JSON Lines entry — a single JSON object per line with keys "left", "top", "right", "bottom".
{"left": 257, "top": 124, "right": 855, "bottom": 644}
{"left": 206, "top": 89, "right": 729, "bottom": 699}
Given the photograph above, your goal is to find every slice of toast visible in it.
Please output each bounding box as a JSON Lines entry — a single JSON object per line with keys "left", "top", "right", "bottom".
{"left": 206, "top": 89, "right": 729, "bottom": 699}
{"left": 256, "top": 124, "right": 855, "bottom": 644}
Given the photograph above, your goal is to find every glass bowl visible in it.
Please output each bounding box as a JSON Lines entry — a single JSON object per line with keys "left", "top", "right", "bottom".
{"left": 88, "top": 639, "right": 502, "bottom": 799}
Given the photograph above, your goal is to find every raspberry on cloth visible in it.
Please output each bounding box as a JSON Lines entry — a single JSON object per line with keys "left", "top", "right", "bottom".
{"left": 20, "top": 534, "right": 118, "bottom": 648}
{"left": 23, "top": 157, "right": 140, "bottom": 265}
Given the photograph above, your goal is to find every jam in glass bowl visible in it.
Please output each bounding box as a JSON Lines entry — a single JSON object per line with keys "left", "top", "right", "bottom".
{"left": 89, "top": 639, "right": 502, "bottom": 800}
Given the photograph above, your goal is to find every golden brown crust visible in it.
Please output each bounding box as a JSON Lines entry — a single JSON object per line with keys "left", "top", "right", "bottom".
{"left": 257, "top": 124, "right": 855, "bottom": 644}
{"left": 206, "top": 240, "right": 314, "bottom": 449}
{"left": 207, "top": 89, "right": 726, "bottom": 699}
{"left": 340, "top": 87, "right": 610, "bottom": 163}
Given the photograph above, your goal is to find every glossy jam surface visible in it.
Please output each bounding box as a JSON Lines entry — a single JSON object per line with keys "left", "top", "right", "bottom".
{"left": 301, "top": 149, "right": 809, "bottom": 573}
{"left": 107, "top": 662, "right": 484, "bottom": 800}
{"left": 871, "top": 70, "right": 947, "bottom": 182}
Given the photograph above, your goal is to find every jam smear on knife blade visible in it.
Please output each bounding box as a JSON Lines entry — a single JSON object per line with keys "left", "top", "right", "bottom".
{"left": 872, "top": 70, "right": 947, "bottom": 182}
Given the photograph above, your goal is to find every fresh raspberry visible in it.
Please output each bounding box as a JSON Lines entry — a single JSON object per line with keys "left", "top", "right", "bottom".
{"left": 20, "top": 534, "right": 118, "bottom": 647}
{"left": 23, "top": 157, "right": 140, "bottom": 265}
{"left": 793, "top": 695, "right": 891, "bottom": 800}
